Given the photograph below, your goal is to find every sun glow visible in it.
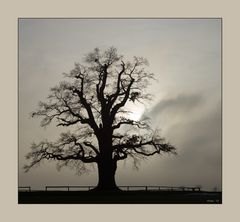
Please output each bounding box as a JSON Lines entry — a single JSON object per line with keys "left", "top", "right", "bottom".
{"left": 127, "top": 104, "right": 145, "bottom": 121}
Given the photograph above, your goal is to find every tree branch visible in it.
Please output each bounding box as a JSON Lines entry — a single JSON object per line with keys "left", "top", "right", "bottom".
{"left": 24, "top": 137, "right": 99, "bottom": 172}
{"left": 113, "top": 138, "right": 176, "bottom": 157}
{"left": 83, "top": 141, "right": 100, "bottom": 155}
{"left": 72, "top": 84, "right": 99, "bottom": 132}
{"left": 107, "top": 61, "right": 125, "bottom": 106}
{"left": 112, "top": 118, "right": 149, "bottom": 130}
{"left": 110, "top": 78, "right": 134, "bottom": 123}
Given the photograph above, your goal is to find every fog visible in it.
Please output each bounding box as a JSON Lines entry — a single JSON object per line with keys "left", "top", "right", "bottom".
{"left": 19, "top": 18, "right": 221, "bottom": 191}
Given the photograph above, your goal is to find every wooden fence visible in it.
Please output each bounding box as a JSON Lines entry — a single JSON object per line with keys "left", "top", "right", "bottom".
{"left": 19, "top": 185, "right": 201, "bottom": 192}
{"left": 18, "top": 186, "right": 31, "bottom": 192}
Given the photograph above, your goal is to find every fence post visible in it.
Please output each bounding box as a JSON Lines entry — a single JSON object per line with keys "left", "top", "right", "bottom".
{"left": 41, "top": 185, "right": 203, "bottom": 192}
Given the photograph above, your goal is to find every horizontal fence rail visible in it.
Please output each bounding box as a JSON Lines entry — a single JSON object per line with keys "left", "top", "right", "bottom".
{"left": 118, "top": 186, "right": 201, "bottom": 192}
{"left": 18, "top": 186, "right": 31, "bottom": 192}
{"left": 45, "top": 186, "right": 95, "bottom": 191}
{"left": 19, "top": 186, "right": 201, "bottom": 192}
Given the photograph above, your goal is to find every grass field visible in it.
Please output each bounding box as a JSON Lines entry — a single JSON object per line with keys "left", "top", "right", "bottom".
{"left": 18, "top": 190, "right": 221, "bottom": 204}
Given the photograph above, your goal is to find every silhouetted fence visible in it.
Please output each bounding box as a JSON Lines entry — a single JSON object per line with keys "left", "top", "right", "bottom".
{"left": 18, "top": 186, "right": 31, "bottom": 192}
{"left": 19, "top": 185, "right": 201, "bottom": 192}
{"left": 45, "top": 186, "right": 94, "bottom": 191}
{"left": 118, "top": 186, "right": 201, "bottom": 192}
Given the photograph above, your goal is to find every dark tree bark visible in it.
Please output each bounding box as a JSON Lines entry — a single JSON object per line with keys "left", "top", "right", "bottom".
{"left": 95, "top": 125, "right": 119, "bottom": 191}
{"left": 24, "top": 47, "right": 176, "bottom": 191}
{"left": 96, "top": 156, "right": 118, "bottom": 191}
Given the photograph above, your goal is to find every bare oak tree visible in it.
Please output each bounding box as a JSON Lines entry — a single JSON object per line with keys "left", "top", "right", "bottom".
{"left": 24, "top": 47, "right": 176, "bottom": 191}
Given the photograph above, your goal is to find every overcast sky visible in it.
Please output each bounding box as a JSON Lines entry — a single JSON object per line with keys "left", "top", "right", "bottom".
{"left": 19, "top": 18, "right": 221, "bottom": 191}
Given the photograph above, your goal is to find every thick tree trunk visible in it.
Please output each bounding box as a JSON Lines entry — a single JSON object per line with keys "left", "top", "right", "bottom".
{"left": 95, "top": 157, "right": 119, "bottom": 191}
{"left": 94, "top": 130, "right": 120, "bottom": 191}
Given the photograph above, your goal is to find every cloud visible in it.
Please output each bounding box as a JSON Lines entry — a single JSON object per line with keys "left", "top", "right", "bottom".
{"left": 139, "top": 93, "right": 222, "bottom": 190}
{"left": 148, "top": 94, "right": 203, "bottom": 117}
{"left": 142, "top": 93, "right": 203, "bottom": 132}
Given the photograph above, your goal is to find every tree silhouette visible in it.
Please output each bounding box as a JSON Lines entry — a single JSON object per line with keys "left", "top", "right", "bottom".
{"left": 24, "top": 47, "right": 176, "bottom": 191}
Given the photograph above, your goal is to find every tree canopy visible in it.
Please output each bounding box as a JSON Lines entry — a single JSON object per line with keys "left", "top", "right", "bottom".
{"left": 24, "top": 47, "right": 176, "bottom": 190}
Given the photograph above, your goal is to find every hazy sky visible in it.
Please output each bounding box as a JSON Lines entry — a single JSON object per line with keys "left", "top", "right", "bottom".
{"left": 19, "top": 18, "right": 221, "bottom": 191}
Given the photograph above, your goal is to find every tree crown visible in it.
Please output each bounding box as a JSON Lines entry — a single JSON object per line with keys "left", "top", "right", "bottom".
{"left": 24, "top": 47, "right": 176, "bottom": 173}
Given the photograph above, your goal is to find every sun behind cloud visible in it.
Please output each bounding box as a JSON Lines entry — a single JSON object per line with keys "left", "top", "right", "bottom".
{"left": 127, "top": 103, "right": 145, "bottom": 121}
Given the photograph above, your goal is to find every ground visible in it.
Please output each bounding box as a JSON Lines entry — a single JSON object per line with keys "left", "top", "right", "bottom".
{"left": 18, "top": 190, "right": 222, "bottom": 204}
